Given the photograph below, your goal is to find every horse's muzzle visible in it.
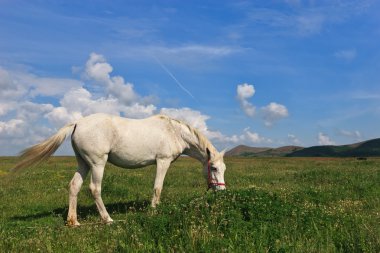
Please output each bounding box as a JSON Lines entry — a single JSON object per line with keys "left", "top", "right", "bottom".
{"left": 208, "top": 182, "right": 226, "bottom": 191}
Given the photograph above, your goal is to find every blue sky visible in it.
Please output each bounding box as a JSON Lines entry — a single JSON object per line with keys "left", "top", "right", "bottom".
{"left": 1, "top": 0, "right": 380, "bottom": 155}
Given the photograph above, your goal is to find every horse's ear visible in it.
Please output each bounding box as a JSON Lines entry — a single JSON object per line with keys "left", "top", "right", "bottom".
{"left": 206, "top": 148, "right": 211, "bottom": 161}
{"left": 220, "top": 149, "right": 226, "bottom": 157}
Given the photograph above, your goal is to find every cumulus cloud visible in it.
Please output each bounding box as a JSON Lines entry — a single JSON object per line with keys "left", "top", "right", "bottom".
{"left": 288, "top": 134, "right": 301, "bottom": 145}
{"left": 160, "top": 108, "right": 209, "bottom": 133}
{"left": 0, "top": 102, "right": 57, "bottom": 153}
{"left": 318, "top": 132, "right": 335, "bottom": 145}
{"left": 0, "top": 102, "right": 14, "bottom": 116}
{"left": 123, "top": 103, "right": 157, "bottom": 119}
{"left": 84, "top": 53, "right": 139, "bottom": 105}
{"left": 85, "top": 53, "right": 114, "bottom": 82}
{"left": 0, "top": 119, "right": 25, "bottom": 138}
{"left": 236, "top": 83, "right": 288, "bottom": 126}
{"left": 29, "top": 78, "right": 83, "bottom": 97}
{"left": 0, "top": 67, "right": 29, "bottom": 100}
{"left": 159, "top": 107, "right": 236, "bottom": 145}
{"left": 0, "top": 66, "right": 83, "bottom": 100}
{"left": 0, "top": 53, "right": 158, "bottom": 154}
{"left": 44, "top": 53, "right": 158, "bottom": 127}
{"left": 45, "top": 107, "right": 83, "bottom": 128}
{"left": 211, "top": 126, "right": 273, "bottom": 146}
{"left": 243, "top": 128, "right": 272, "bottom": 144}
{"left": 338, "top": 129, "right": 362, "bottom": 141}
{"left": 237, "top": 83, "right": 256, "bottom": 117}
{"left": 1, "top": 53, "right": 284, "bottom": 155}
{"left": 261, "top": 102, "right": 289, "bottom": 127}
{"left": 46, "top": 86, "right": 157, "bottom": 128}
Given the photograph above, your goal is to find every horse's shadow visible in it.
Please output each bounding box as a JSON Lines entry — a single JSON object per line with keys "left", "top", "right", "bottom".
{"left": 11, "top": 200, "right": 150, "bottom": 222}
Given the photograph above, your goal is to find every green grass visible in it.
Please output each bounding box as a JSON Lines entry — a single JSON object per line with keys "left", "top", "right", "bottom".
{"left": 0, "top": 157, "right": 379, "bottom": 252}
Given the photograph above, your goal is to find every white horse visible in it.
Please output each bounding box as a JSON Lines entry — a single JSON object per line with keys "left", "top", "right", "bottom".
{"left": 14, "top": 113, "right": 226, "bottom": 226}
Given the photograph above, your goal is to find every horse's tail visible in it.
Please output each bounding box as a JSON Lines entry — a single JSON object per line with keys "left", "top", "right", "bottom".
{"left": 13, "top": 123, "right": 76, "bottom": 171}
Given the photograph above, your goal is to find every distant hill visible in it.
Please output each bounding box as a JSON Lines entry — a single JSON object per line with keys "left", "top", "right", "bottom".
{"left": 225, "top": 145, "right": 271, "bottom": 157}
{"left": 287, "top": 138, "right": 380, "bottom": 157}
{"left": 226, "top": 145, "right": 303, "bottom": 157}
{"left": 226, "top": 138, "right": 380, "bottom": 157}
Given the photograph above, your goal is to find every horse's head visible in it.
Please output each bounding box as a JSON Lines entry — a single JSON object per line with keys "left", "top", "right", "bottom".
{"left": 205, "top": 148, "right": 226, "bottom": 191}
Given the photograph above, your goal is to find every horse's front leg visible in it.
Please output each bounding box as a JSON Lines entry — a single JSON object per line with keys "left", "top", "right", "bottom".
{"left": 151, "top": 158, "right": 171, "bottom": 207}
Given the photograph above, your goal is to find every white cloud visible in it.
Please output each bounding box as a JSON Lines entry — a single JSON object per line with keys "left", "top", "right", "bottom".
{"left": 123, "top": 103, "right": 157, "bottom": 119}
{"left": 0, "top": 67, "right": 29, "bottom": 100}
{"left": 60, "top": 88, "right": 120, "bottom": 116}
{"left": 236, "top": 83, "right": 289, "bottom": 126}
{"left": 110, "top": 44, "right": 242, "bottom": 71}
{"left": 339, "top": 129, "right": 362, "bottom": 141}
{"left": 84, "top": 53, "right": 139, "bottom": 105}
{"left": 46, "top": 86, "right": 157, "bottom": 127}
{"left": 85, "top": 52, "right": 113, "bottom": 82}
{"left": 159, "top": 107, "right": 250, "bottom": 146}
{"left": 244, "top": 130, "right": 264, "bottom": 143}
{"left": 149, "top": 44, "right": 240, "bottom": 59}
{"left": 243, "top": 128, "right": 272, "bottom": 144}
{"left": 261, "top": 102, "right": 289, "bottom": 127}
{"left": 17, "top": 102, "right": 54, "bottom": 121}
{"left": 45, "top": 107, "right": 82, "bottom": 127}
{"left": 2, "top": 53, "right": 286, "bottom": 155}
{"left": 0, "top": 66, "right": 83, "bottom": 100}
{"left": 29, "top": 77, "right": 83, "bottom": 97}
{"left": 0, "top": 103, "right": 57, "bottom": 154}
{"left": 288, "top": 134, "right": 301, "bottom": 145}
{"left": 0, "top": 54, "right": 158, "bottom": 154}
{"left": 237, "top": 83, "right": 256, "bottom": 117}
{"left": 237, "top": 83, "right": 255, "bottom": 99}
{"left": 162, "top": 45, "right": 237, "bottom": 57}
{"left": 0, "top": 102, "right": 14, "bottom": 116}
{"left": 334, "top": 49, "right": 357, "bottom": 62}
{"left": 0, "top": 67, "right": 14, "bottom": 90}
{"left": 160, "top": 107, "right": 210, "bottom": 133}
{"left": 0, "top": 101, "right": 55, "bottom": 151}
{"left": 0, "top": 119, "right": 25, "bottom": 138}
{"left": 318, "top": 132, "right": 335, "bottom": 145}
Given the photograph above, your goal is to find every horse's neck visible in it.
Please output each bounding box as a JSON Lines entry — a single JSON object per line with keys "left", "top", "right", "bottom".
{"left": 183, "top": 146, "right": 207, "bottom": 164}
{"left": 174, "top": 121, "right": 211, "bottom": 164}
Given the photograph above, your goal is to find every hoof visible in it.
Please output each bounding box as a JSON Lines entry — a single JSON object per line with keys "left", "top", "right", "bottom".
{"left": 67, "top": 219, "right": 80, "bottom": 227}
{"left": 102, "top": 218, "right": 114, "bottom": 225}
{"left": 151, "top": 201, "right": 160, "bottom": 208}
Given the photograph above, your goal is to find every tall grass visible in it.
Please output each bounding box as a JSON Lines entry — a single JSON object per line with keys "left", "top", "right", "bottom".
{"left": 0, "top": 157, "right": 379, "bottom": 252}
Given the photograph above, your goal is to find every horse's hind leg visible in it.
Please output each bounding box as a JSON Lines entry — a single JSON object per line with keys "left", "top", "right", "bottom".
{"left": 67, "top": 153, "right": 89, "bottom": 226}
{"left": 89, "top": 154, "right": 113, "bottom": 224}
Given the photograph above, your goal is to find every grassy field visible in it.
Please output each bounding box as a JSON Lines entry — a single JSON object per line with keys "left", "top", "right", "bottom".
{"left": 0, "top": 156, "right": 379, "bottom": 252}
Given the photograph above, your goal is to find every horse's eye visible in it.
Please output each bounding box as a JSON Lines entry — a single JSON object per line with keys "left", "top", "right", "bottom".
{"left": 211, "top": 167, "right": 217, "bottom": 172}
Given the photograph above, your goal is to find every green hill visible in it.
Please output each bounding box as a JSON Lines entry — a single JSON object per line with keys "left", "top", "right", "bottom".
{"left": 226, "top": 138, "right": 380, "bottom": 157}
{"left": 287, "top": 138, "right": 380, "bottom": 157}
{"left": 226, "top": 145, "right": 303, "bottom": 157}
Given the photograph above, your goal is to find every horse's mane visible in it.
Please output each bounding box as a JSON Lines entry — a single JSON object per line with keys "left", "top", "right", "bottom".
{"left": 157, "top": 115, "right": 217, "bottom": 157}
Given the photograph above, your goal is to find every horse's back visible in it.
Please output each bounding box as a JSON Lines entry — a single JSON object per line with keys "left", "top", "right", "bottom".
{"left": 110, "top": 115, "right": 183, "bottom": 167}
{"left": 72, "top": 114, "right": 183, "bottom": 168}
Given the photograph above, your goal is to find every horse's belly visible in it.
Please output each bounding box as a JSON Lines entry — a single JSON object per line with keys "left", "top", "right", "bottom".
{"left": 108, "top": 151, "right": 156, "bottom": 169}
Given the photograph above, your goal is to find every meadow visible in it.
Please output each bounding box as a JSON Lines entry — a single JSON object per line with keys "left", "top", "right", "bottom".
{"left": 0, "top": 156, "right": 379, "bottom": 252}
